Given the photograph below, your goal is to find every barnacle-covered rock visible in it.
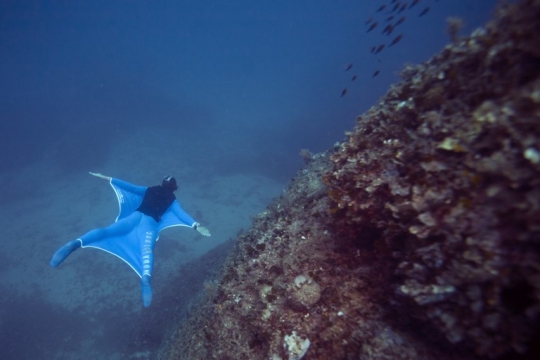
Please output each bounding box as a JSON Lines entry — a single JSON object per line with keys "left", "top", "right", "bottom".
{"left": 160, "top": 1, "right": 540, "bottom": 359}
{"left": 287, "top": 275, "right": 321, "bottom": 311}
{"left": 325, "top": 0, "right": 540, "bottom": 357}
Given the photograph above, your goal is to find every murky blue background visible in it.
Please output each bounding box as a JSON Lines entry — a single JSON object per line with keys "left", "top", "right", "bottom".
{"left": 0, "top": 1, "right": 498, "bottom": 358}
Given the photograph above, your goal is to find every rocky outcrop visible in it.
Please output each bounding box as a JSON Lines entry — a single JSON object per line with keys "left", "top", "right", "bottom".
{"left": 160, "top": 1, "right": 540, "bottom": 358}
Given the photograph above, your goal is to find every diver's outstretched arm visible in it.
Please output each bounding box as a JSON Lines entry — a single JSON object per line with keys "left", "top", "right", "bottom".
{"left": 169, "top": 202, "right": 211, "bottom": 236}
{"left": 89, "top": 172, "right": 111, "bottom": 181}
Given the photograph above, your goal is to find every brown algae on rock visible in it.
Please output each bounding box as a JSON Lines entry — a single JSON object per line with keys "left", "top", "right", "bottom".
{"left": 159, "top": 1, "right": 540, "bottom": 359}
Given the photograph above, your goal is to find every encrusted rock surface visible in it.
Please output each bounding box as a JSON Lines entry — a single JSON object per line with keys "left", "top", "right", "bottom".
{"left": 160, "top": 152, "right": 436, "bottom": 360}
{"left": 325, "top": 0, "right": 540, "bottom": 357}
{"left": 159, "top": 1, "right": 540, "bottom": 359}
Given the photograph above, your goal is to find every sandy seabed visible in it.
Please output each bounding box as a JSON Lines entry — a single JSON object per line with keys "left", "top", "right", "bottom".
{"left": 0, "top": 126, "right": 284, "bottom": 359}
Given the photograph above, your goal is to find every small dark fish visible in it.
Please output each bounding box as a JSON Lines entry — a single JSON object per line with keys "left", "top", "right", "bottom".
{"left": 341, "top": 88, "right": 348, "bottom": 97}
{"left": 370, "top": 46, "right": 377, "bottom": 53}
{"left": 367, "top": 22, "right": 378, "bottom": 32}
{"left": 392, "top": 3, "right": 400, "bottom": 12}
{"left": 398, "top": 3, "right": 408, "bottom": 13}
{"left": 391, "top": 0, "right": 398, "bottom": 3}
{"left": 375, "top": 44, "right": 386, "bottom": 54}
{"left": 351, "top": 75, "right": 357, "bottom": 81}
{"left": 382, "top": 24, "right": 394, "bottom": 35}
{"left": 389, "top": 34, "right": 403, "bottom": 46}
{"left": 372, "top": 70, "right": 380, "bottom": 77}
{"left": 394, "top": 16, "right": 406, "bottom": 27}
{"left": 366, "top": 17, "right": 373, "bottom": 24}
{"left": 345, "top": 63, "right": 353, "bottom": 71}
{"left": 419, "top": 7, "right": 430, "bottom": 16}
{"left": 409, "top": 0, "right": 420, "bottom": 8}
{"left": 386, "top": 16, "right": 395, "bottom": 22}
{"left": 376, "top": 5, "right": 386, "bottom": 12}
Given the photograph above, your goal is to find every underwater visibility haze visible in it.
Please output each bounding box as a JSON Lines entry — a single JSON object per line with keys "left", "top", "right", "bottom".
{"left": 3, "top": 1, "right": 537, "bottom": 359}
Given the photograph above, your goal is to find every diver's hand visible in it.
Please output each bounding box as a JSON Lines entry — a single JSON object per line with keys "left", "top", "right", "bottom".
{"left": 89, "top": 172, "right": 111, "bottom": 181}
{"left": 196, "top": 225, "right": 211, "bottom": 237}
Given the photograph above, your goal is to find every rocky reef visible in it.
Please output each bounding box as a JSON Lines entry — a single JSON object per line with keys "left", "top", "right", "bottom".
{"left": 159, "top": 1, "right": 540, "bottom": 359}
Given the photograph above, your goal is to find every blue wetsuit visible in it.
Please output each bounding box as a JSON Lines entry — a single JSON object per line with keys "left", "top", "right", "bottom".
{"left": 50, "top": 178, "right": 198, "bottom": 307}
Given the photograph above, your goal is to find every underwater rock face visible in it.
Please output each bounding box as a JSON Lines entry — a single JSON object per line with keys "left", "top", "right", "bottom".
{"left": 283, "top": 331, "right": 310, "bottom": 360}
{"left": 325, "top": 0, "right": 540, "bottom": 357}
{"left": 160, "top": 1, "right": 540, "bottom": 359}
{"left": 287, "top": 275, "right": 322, "bottom": 312}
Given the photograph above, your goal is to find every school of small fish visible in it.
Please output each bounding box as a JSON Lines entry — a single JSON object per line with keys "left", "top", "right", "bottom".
{"left": 341, "top": 0, "right": 433, "bottom": 97}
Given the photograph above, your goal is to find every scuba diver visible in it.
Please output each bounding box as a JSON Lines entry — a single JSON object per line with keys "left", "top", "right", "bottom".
{"left": 50, "top": 172, "right": 211, "bottom": 307}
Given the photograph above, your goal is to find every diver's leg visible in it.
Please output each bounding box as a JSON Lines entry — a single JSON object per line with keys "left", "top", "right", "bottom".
{"left": 139, "top": 216, "right": 157, "bottom": 307}
{"left": 50, "top": 213, "right": 142, "bottom": 267}
{"left": 140, "top": 237, "right": 156, "bottom": 307}
{"left": 50, "top": 239, "right": 82, "bottom": 267}
{"left": 141, "top": 274, "right": 152, "bottom": 307}
{"left": 79, "top": 212, "right": 141, "bottom": 246}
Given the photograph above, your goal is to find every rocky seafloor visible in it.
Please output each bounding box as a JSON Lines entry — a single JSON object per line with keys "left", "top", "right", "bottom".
{"left": 158, "top": 1, "right": 540, "bottom": 359}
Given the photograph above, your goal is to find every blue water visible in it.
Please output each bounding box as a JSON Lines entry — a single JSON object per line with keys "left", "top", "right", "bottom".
{"left": 0, "top": 1, "right": 498, "bottom": 359}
